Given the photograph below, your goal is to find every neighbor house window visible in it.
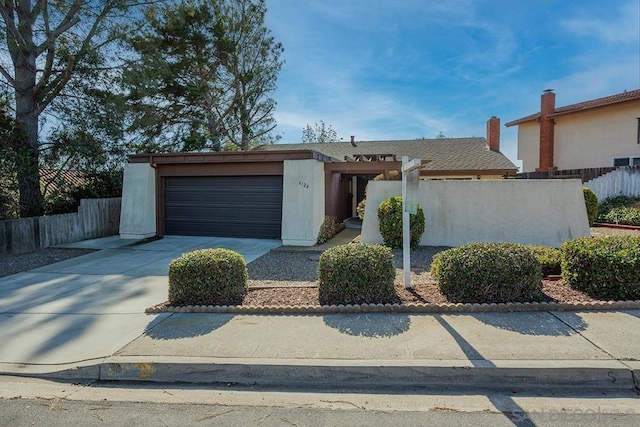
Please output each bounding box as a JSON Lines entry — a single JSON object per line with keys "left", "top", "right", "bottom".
{"left": 637, "top": 118, "right": 640, "bottom": 144}
{"left": 613, "top": 156, "right": 640, "bottom": 167}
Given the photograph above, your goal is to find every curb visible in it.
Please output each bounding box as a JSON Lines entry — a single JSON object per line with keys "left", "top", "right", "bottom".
{"left": 146, "top": 299, "right": 640, "bottom": 315}
{"left": 5, "top": 358, "right": 637, "bottom": 392}
{"left": 94, "top": 357, "right": 637, "bottom": 391}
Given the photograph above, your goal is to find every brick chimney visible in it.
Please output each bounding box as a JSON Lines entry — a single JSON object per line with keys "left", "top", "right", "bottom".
{"left": 486, "top": 116, "right": 500, "bottom": 151}
{"left": 537, "top": 89, "right": 557, "bottom": 171}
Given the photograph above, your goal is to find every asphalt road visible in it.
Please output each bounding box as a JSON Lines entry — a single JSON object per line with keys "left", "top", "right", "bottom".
{"left": 1, "top": 397, "right": 639, "bottom": 427}
{"left": 1, "top": 376, "right": 639, "bottom": 427}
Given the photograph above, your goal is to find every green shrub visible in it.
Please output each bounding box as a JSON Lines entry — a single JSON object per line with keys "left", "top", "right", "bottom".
{"left": 430, "top": 243, "right": 544, "bottom": 303}
{"left": 317, "top": 216, "right": 346, "bottom": 245}
{"left": 599, "top": 206, "right": 640, "bottom": 226}
{"left": 318, "top": 244, "right": 396, "bottom": 305}
{"left": 168, "top": 249, "right": 248, "bottom": 306}
{"left": 357, "top": 170, "right": 402, "bottom": 220}
{"left": 597, "top": 195, "right": 640, "bottom": 225}
{"left": 377, "top": 196, "right": 425, "bottom": 249}
{"left": 582, "top": 187, "right": 598, "bottom": 226}
{"left": 528, "top": 245, "right": 562, "bottom": 276}
{"left": 356, "top": 199, "right": 367, "bottom": 220}
{"left": 561, "top": 236, "right": 640, "bottom": 300}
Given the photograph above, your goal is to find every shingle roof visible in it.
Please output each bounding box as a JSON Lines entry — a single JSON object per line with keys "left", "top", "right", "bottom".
{"left": 256, "top": 137, "right": 517, "bottom": 172}
{"left": 505, "top": 89, "right": 640, "bottom": 127}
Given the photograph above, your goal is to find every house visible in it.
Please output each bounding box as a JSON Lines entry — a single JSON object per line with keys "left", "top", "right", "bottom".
{"left": 506, "top": 89, "right": 640, "bottom": 173}
{"left": 118, "top": 117, "right": 517, "bottom": 246}
{"left": 257, "top": 116, "right": 516, "bottom": 222}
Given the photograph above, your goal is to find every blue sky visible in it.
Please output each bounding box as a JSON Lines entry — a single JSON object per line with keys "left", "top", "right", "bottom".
{"left": 265, "top": 0, "right": 640, "bottom": 169}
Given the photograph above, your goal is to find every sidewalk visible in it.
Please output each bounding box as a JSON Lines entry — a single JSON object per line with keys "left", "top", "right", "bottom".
{"left": 0, "top": 235, "right": 639, "bottom": 392}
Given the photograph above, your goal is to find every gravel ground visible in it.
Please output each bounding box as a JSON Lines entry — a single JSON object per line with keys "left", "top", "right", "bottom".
{"left": 242, "top": 226, "right": 640, "bottom": 306}
{"left": 2, "top": 226, "right": 638, "bottom": 307}
{"left": 0, "top": 248, "right": 96, "bottom": 278}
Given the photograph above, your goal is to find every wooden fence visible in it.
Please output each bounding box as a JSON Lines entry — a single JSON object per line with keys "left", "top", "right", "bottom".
{"left": 0, "top": 198, "right": 121, "bottom": 255}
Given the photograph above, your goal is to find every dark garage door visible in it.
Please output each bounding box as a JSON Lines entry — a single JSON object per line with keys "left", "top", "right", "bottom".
{"left": 164, "top": 176, "right": 283, "bottom": 239}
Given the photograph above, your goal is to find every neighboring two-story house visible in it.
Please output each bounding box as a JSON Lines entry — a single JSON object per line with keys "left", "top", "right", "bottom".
{"left": 506, "top": 89, "right": 640, "bottom": 173}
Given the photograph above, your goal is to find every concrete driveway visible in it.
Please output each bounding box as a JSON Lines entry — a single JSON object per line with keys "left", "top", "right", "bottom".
{"left": 0, "top": 235, "right": 281, "bottom": 371}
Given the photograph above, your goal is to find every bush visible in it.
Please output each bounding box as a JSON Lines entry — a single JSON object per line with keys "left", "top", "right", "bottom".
{"left": 582, "top": 187, "right": 598, "bottom": 226}
{"left": 599, "top": 206, "right": 640, "bottom": 226}
{"left": 168, "top": 248, "right": 248, "bottom": 306}
{"left": 597, "top": 195, "right": 640, "bottom": 225}
{"left": 318, "top": 244, "right": 396, "bottom": 305}
{"left": 357, "top": 170, "right": 401, "bottom": 220}
{"left": 317, "top": 216, "right": 345, "bottom": 245}
{"left": 377, "top": 196, "right": 425, "bottom": 249}
{"left": 430, "top": 243, "right": 544, "bottom": 303}
{"left": 356, "top": 199, "right": 367, "bottom": 220}
{"left": 528, "top": 245, "right": 562, "bottom": 276}
{"left": 561, "top": 236, "right": 640, "bottom": 300}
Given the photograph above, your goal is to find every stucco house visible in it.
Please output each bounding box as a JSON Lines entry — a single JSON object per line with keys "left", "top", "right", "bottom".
{"left": 506, "top": 89, "right": 640, "bottom": 173}
{"left": 119, "top": 117, "right": 517, "bottom": 246}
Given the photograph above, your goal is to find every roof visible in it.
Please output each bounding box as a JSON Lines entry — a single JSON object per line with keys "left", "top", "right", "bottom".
{"left": 40, "top": 169, "right": 88, "bottom": 196}
{"left": 505, "top": 89, "right": 640, "bottom": 127}
{"left": 255, "top": 137, "right": 518, "bottom": 173}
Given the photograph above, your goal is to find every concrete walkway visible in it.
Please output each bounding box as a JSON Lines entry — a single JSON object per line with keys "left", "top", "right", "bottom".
{"left": 0, "top": 235, "right": 639, "bottom": 391}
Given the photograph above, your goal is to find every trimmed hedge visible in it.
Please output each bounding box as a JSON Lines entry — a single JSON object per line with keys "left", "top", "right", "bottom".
{"left": 168, "top": 249, "right": 248, "bottom": 306}
{"left": 377, "top": 196, "right": 425, "bottom": 249}
{"left": 528, "top": 245, "right": 562, "bottom": 277}
{"left": 430, "top": 242, "right": 544, "bottom": 303}
{"left": 561, "top": 236, "right": 640, "bottom": 300}
{"left": 582, "top": 187, "right": 598, "bottom": 226}
{"left": 318, "top": 244, "right": 396, "bottom": 305}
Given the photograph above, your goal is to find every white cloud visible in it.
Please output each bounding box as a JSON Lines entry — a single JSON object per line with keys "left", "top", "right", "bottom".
{"left": 562, "top": 0, "right": 639, "bottom": 44}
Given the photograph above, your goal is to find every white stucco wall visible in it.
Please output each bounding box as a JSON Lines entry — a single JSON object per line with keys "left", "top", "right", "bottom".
{"left": 517, "top": 122, "right": 540, "bottom": 173}
{"left": 555, "top": 102, "right": 640, "bottom": 170}
{"left": 281, "top": 159, "right": 325, "bottom": 246}
{"left": 119, "top": 163, "right": 157, "bottom": 239}
{"left": 361, "top": 179, "right": 590, "bottom": 248}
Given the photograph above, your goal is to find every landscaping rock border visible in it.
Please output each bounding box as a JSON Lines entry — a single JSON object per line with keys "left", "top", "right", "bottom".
{"left": 146, "top": 299, "right": 640, "bottom": 315}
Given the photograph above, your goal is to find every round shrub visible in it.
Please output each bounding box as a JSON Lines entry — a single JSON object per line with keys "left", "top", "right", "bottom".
{"left": 318, "top": 244, "right": 396, "bottom": 305}
{"left": 582, "top": 187, "right": 598, "bottom": 226}
{"left": 561, "top": 236, "right": 640, "bottom": 300}
{"left": 430, "top": 242, "right": 544, "bottom": 303}
{"left": 377, "top": 196, "right": 425, "bottom": 249}
{"left": 528, "top": 245, "right": 562, "bottom": 277}
{"left": 168, "top": 249, "right": 248, "bottom": 306}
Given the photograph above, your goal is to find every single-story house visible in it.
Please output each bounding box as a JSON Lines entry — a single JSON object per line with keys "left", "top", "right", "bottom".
{"left": 506, "top": 89, "right": 640, "bottom": 173}
{"left": 119, "top": 117, "right": 517, "bottom": 246}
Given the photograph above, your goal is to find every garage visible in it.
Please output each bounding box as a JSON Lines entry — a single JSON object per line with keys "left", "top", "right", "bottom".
{"left": 164, "top": 175, "right": 283, "bottom": 239}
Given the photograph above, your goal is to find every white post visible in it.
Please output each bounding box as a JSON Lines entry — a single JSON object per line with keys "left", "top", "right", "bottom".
{"left": 402, "top": 156, "right": 411, "bottom": 289}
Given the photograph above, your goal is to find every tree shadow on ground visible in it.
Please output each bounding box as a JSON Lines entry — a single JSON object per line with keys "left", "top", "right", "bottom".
{"left": 144, "top": 313, "right": 234, "bottom": 340}
{"left": 470, "top": 311, "right": 588, "bottom": 336}
{"left": 434, "top": 314, "right": 537, "bottom": 427}
{"left": 322, "top": 313, "right": 410, "bottom": 338}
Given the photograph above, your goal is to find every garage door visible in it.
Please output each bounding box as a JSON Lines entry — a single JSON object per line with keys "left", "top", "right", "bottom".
{"left": 164, "top": 176, "right": 283, "bottom": 239}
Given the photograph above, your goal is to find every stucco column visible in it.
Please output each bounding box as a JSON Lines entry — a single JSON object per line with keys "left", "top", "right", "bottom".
{"left": 282, "top": 159, "right": 325, "bottom": 246}
{"left": 119, "top": 163, "right": 157, "bottom": 239}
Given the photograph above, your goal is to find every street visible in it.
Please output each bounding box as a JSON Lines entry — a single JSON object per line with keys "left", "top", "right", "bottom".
{"left": 1, "top": 376, "right": 639, "bottom": 426}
